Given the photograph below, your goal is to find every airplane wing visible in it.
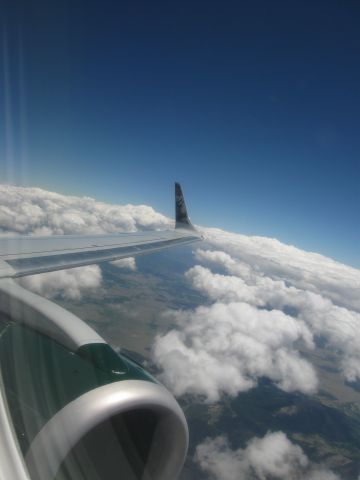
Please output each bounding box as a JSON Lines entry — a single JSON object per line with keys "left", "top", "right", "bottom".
{"left": 0, "top": 182, "right": 201, "bottom": 279}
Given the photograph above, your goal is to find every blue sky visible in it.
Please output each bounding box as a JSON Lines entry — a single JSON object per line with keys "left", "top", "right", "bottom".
{"left": 1, "top": 0, "right": 359, "bottom": 266}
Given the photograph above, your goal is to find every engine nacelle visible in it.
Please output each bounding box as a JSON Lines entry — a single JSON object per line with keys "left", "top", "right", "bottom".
{"left": 25, "top": 346, "right": 188, "bottom": 480}
{"left": 0, "top": 281, "right": 188, "bottom": 480}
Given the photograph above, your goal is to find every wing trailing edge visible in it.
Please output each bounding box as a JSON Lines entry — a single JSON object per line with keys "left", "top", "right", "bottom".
{"left": 0, "top": 183, "right": 201, "bottom": 279}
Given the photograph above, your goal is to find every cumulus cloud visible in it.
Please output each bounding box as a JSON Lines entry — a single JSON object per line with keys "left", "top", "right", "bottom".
{"left": 202, "top": 228, "right": 360, "bottom": 313}
{"left": 0, "top": 184, "right": 168, "bottom": 298}
{"left": 189, "top": 249, "right": 360, "bottom": 383}
{"left": 195, "top": 432, "right": 340, "bottom": 480}
{"left": 110, "top": 257, "right": 137, "bottom": 271}
{"left": 19, "top": 265, "right": 102, "bottom": 300}
{"left": 154, "top": 229, "right": 360, "bottom": 400}
{"left": 0, "top": 184, "right": 171, "bottom": 236}
{"left": 153, "top": 301, "right": 317, "bottom": 401}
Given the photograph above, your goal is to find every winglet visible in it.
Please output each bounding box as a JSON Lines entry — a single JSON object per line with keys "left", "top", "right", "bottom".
{"left": 175, "top": 182, "right": 195, "bottom": 230}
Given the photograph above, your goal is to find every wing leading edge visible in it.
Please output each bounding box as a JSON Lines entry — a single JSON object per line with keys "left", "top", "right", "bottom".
{"left": 0, "top": 183, "right": 201, "bottom": 279}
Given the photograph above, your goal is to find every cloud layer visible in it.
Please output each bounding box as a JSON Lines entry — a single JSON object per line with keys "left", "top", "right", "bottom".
{"left": 19, "top": 265, "right": 103, "bottom": 300}
{"left": 2, "top": 183, "right": 360, "bottom": 396}
{"left": 0, "top": 184, "right": 169, "bottom": 298}
{"left": 110, "top": 257, "right": 137, "bottom": 271}
{"left": 0, "top": 184, "right": 170, "bottom": 236}
{"left": 153, "top": 229, "right": 360, "bottom": 400}
{"left": 1, "top": 183, "right": 358, "bottom": 478}
{"left": 195, "top": 432, "right": 339, "bottom": 480}
{"left": 153, "top": 301, "right": 317, "bottom": 401}
{"left": 203, "top": 228, "right": 360, "bottom": 313}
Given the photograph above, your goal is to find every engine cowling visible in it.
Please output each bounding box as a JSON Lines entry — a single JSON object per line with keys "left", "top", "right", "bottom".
{"left": 0, "top": 320, "right": 188, "bottom": 480}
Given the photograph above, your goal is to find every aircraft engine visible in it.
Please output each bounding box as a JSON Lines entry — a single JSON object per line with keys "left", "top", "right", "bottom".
{"left": 0, "top": 282, "right": 188, "bottom": 480}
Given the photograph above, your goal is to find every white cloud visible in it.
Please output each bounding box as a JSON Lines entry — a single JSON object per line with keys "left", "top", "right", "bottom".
{"left": 154, "top": 229, "right": 360, "bottom": 400}
{"left": 189, "top": 249, "right": 360, "bottom": 383}
{"left": 0, "top": 184, "right": 171, "bottom": 236}
{"left": 19, "top": 265, "right": 102, "bottom": 300}
{"left": 0, "top": 184, "right": 169, "bottom": 298}
{"left": 185, "top": 265, "right": 260, "bottom": 305}
{"left": 153, "top": 301, "right": 317, "bottom": 401}
{"left": 110, "top": 257, "right": 137, "bottom": 271}
{"left": 195, "top": 432, "right": 340, "bottom": 480}
{"left": 202, "top": 228, "right": 360, "bottom": 312}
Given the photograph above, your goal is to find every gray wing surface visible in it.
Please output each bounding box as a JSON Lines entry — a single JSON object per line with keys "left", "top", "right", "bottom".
{"left": 0, "top": 183, "right": 200, "bottom": 279}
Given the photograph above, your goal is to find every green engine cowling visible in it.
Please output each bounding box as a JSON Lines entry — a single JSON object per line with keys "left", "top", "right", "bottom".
{"left": 0, "top": 319, "right": 188, "bottom": 480}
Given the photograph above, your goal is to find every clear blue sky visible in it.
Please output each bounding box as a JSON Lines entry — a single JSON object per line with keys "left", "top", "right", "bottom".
{"left": 1, "top": 0, "right": 359, "bottom": 266}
